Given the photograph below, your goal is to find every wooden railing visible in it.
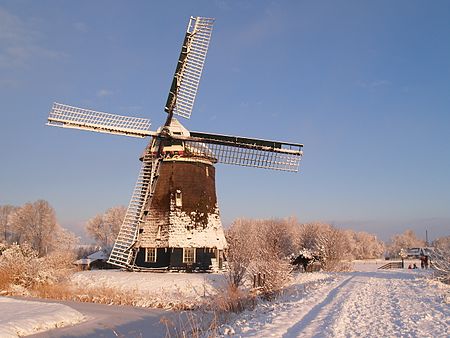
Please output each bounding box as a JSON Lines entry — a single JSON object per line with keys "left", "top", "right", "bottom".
{"left": 378, "top": 261, "right": 403, "bottom": 270}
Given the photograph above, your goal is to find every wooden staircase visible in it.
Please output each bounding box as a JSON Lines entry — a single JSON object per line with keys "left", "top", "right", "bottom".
{"left": 108, "top": 150, "right": 161, "bottom": 268}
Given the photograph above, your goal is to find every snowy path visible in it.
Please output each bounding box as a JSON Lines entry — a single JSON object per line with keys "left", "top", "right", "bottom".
{"left": 235, "top": 270, "right": 449, "bottom": 337}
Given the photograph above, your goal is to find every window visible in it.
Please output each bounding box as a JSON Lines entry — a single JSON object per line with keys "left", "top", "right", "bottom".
{"left": 145, "top": 248, "right": 157, "bottom": 262}
{"left": 183, "top": 247, "right": 196, "bottom": 264}
{"left": 175, "top": 189, "right": 182, "bottom": 207}
{"left": 205, "top": 167, "right": 209, "bottom": 177}
{"left": 156, "top": 225, "right": 161, "bottom": 240}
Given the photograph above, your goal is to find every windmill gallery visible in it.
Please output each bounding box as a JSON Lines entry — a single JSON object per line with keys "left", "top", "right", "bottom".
{"left": 47, "top": 17, "right": 304, "bottom": 271}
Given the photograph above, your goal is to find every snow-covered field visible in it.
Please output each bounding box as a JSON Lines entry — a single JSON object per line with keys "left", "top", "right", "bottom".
{"left": 0, "top": 297, "right": 85, "bottom": 337}
{"left": 71, "top": 269, "right": 227, "bottom": 308}
{"left": 2, "top": 263, "right": 449, "bottom": 337}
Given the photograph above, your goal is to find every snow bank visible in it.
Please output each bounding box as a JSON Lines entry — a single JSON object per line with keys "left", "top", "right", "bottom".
{"left": 0, "top": 297, "right": 85, "bottom": 337}
{"left": 71, "top": 270, "right": 227, "bottom": 308}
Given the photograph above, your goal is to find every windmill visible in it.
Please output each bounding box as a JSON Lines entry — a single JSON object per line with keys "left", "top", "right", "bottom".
{"left": 47, "top": 16, "right": 303, "bottom": 271}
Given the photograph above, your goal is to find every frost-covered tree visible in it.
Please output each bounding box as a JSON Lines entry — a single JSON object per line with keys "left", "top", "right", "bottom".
{"left": 317, "top": 224, "right": 351, "bottom": 270}
{"left": 85, "top": 206, "right": 126, "bottom": 248}
{"left": 426, "top": 237, "right": 450, "bottom": 284}
{"left": 9, "top": 200, "right": 60, "bottom": 256}
{"left": 344, "top": 230, "right": 385, "bottom": 260}
{"left": 296, "top": 222, "right": 322, "bottom": 252}
{"left": 0, "top": 205, "right": 17, "bottom": 243}
{"left": 432, "top": 236, "right": 450, "bottom": 254}
{"left": 387, "top": 229, "right": 425, "bottom": 257}
{"left": 226, "top": 218, "right": 296, "bottom": 294}
{"left": 296, "top": 222, "right": 351, "bottom": 271}
{"left": 252, "top": 219, "right": 295, "bottom": 294}
{"left": 225, "top": 219, "right": 255, "bottom": 288}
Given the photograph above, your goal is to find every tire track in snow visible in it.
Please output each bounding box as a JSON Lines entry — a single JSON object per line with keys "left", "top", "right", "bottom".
{"left": 330, "top": 272, "right": 449, "bottom": 337}
{"left": 234, "top": 274, "right": 342, "bottom": 337}
{"left": 282, "top": 275, "right": 354, "bottom": 337}
{"left": 330, "top": 274, "right": 401, "bottom": 337}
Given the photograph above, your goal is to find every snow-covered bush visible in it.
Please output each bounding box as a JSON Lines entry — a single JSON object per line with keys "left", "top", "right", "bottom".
{"left": 433, "top": 236, "right": 450, "bottom": 254}
{"left": 296, "top": 222, "right": 351, "bottom": 271}
{"left": 225, "top": 220, "right": 253, "bottom": 288}
{"left": 226, "top": 218, "right": 296, "bottom": 298}
{"left": 290, "top": 248, "right": 317, "bottom": 271}
{"left": 0, "top": 242, "right": 75, "bottom": 292}
{"left": 0, "top": 243, "right": 41, "bottom": 289}
{"left": 432, "top": 236, "right": 450, "bottom": 284}
{"left": 209, "top": 283, "right": 256, "bottom": 314}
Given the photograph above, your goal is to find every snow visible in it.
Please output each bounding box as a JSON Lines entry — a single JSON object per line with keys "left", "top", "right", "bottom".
{"left": 70, "top": 270, "right": 227, "bottom": 308}
{"left": 2, "top": 262, "right": 448, "bottom": 337}
{"left": 0, "top": 297, "right": 85, "bottom": 337}
{"left": 226, "top": 265, "right": 450, "bottom": 337}
{"left": 139, "top": 198, "right": 227, "bottom": 250}
{"left": 87, "top": 250, "right": 108, "bottom": 261}
{"left": 352, "top": 258, "right": 422, "bottom": 271}
{"left": 167, "top": 208, "right": 227, "bottom": 249}
{"left": 74, "top": 258, "right": 91, "bottom": 265}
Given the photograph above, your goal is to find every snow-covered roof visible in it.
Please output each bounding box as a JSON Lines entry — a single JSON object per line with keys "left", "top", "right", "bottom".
{"left": 87, "top": 250, "right": 109, "bottom": 261}
{"left": 74, "top": 258, "right": 92, "bottom": 265}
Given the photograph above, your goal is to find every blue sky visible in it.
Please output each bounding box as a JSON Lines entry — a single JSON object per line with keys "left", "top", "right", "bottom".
{"left": 1, "top": 0, "right": 449, "bottom": 242}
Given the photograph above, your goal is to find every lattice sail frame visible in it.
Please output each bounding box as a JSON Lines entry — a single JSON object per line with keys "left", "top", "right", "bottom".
{"left": 165, "top": 17, "right": 214, "bottom": 119}
{"left": 48, "top": 102, "right": 151, "bottom": 138}
{"left": 175, "top": 133, "right": 303, "bottom": 172}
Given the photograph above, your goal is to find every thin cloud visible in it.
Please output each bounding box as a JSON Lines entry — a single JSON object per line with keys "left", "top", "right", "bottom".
{"left": 0, "top": 6, "right": 66, "bottom": 68}
{"left": 357, "top": 80, "right": 391, "bottom": 88}
{"left": 73, "top": 21, "right": 88, "bottom": 33}
{"left": 119, "top": 105, "right": 144, "bottom": 114}
{"left": 236, "top": 5, "right": 285, "bottom": 46}
{"left": 0, "top": 78, "right": 19, "bottom": 89}
{"left": 97, "top": 89, "right": 114, "bottom": 97}
{"left": 213, "top": 0, "right": 231, "bottom": 11}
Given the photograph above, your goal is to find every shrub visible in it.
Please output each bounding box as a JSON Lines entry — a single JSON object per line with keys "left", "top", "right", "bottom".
{"left": 0, "top": 243, "right": 75, "bottom": 292}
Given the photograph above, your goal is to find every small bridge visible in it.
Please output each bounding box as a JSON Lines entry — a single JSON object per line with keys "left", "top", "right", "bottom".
{"left": 378, "top": 261, "right": 403, "bottom": 270}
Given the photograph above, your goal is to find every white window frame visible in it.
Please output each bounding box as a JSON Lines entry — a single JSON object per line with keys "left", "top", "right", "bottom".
{"left": 175, "top": 189, "right": 182, "bottom": 207}
{"left": 183, "top": 247, "right": 196, "bottom": 264}
{"left": 145, "top": 247, "right": 157, "bottom": 262}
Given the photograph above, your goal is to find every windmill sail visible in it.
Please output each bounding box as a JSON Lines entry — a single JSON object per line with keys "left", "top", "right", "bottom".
{"left": 177, "top": 131, "right": 303, "bottom": 172}
{"left": 48, "top": 102, "right": 152, "bottom": 138}
{"left": 165, "top": 17, "right": 214, "bottom": 119}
